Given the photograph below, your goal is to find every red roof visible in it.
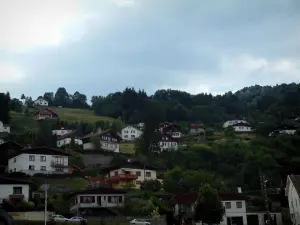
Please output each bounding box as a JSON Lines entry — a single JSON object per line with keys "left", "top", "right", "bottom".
{"left": 88, "top": 176, "right": 107, "bottom": 183}
{"left": 171, "top": 192, "right": 248, "bottom": 205}
{"left": 191, "top": 124, "right": 204, "bottom": 128}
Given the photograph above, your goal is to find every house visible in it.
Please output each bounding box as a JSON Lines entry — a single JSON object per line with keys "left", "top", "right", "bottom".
{"left": 57, "top": 130, "right": 83, "bottom": 148}
{"left": 69, "top": 187, "right": 125, "bottom": 216}
{"left": 137, "top": 123, "right": 145, "bottom": 130}
{"left": 0, "top": 177, "right": 31, "bottom": 202}
{"left": 52, "top": 127, "right": 73, "bottom": 136}
{"left": 34, "top": 98, "right": 48, "bottom": 106}
{"left": 269, "top": 125, "right": 298, "bottom": 137}
{"left": 121, "top": 126, "right": 143, "bottom": 141}
{"left": 286, "top": 175, "right": 300, "bottom": 225}
{"left": 0, "top": 121, "right": 10, "bottom": 133}
{"left": 81, "top": 130, "right": 122, "bottom": 152}
{"left": 223, "top": 120, "right": 249, "bottom": 128}
{"left": 35, "top": 108, "right": 59, "bottom": 120}
{"left": 8, "top": 147, "right": 70, "bottom": 176}
{"left": 0, "top": 141, "right": 22, "bottom": 173}
{"left": 159, "top": 134, "right": 178, "bottom": 151}
{"left": 190, "top": 123, "right": 205, "bottom": 134}
{"left": 160, "top": 124, "right": 183, "bottom": 139}
{"left": 101, "top": 161, "right": 157, "bottom": 189}
{"left": 231, "top": 123, "right": 252, "bottom": 133}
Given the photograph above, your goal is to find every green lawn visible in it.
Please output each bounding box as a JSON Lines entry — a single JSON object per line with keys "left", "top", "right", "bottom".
{"left": 31, "top": 177, "right": 90, "bottom": 191}
{"left": 10, "top": 111, "right": 39, "bottom": 133}
{"left": 120, "top": 142, "right": 135, "bottom": 154}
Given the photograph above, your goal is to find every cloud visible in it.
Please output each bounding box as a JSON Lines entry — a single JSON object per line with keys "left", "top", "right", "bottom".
{"left": 0, "top": 63, "right": 23, "bottom": 83}
{"left": 1, "top": 0, "right": 300, "bottom": 99}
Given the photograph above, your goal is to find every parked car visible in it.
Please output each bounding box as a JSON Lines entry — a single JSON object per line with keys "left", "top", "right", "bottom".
{"left": 130, "top": 219, "right": 151, "bottom": 225}
{"left": 51, "top": 215, "right": 70, "bottom": 222}
{"left": 69, "top": 217, "right": 87, "bottom": 223}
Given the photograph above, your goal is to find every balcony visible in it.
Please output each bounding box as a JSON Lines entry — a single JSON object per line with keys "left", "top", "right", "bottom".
{"left": 51, "top": 161, "right": 68, "bottom": 168}
{"left": 9, "top": 194, "right": 24, "bottom": 200}
{"left": 107, "top": 174, "right": 138, "bottom": 183}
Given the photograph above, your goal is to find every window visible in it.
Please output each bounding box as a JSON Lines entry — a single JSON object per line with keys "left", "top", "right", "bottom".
{"left": 14, "top": 158, "right": 16, "bottom": 163}
{"left": 225, "top": 202, "right": 231, "bottom": 209}
{"left": 124, "top": 135, "right": 128, "bottom": 138}
{"left": 125, "top": 130, "right": 128, "bottom": 133}
{"left": 146, "top": 172, "right": 151, "bottom": 177}
{"left": 29, "top": 165, "right": 35, "bottom": 170}
{"left": 108, "top": 196, "right": 112, "bottom": 202}
{"left": 236, "top": 202, "right": 242, "bottom": 208}
{"left": 119, "top": 196, "right": 123, "bottom": 203}
{"left": 41, "top": 166, "right": 46, "bottom": 171}
{"left": 131, "top": 135, "right": 135, "bottom": 139}
{"left": 131, "top": 130, "right": 135, "bottom": 133}
{"left": 80, "top": 196, "right": 95, "bottom": 203}
{"left": 136, "top": 171, "right": 141, "bottom": 176}
{"left": 29, "top": 155, "right": 35, "bottom": 161}
{"left": 13, "top": 187, "right": 22, "bottom": 194}
{"left": 55, "top": 167, "right": 64, "bottom": 172}
{"left": 40, "top": 156, "right": 46, "bottom": 162}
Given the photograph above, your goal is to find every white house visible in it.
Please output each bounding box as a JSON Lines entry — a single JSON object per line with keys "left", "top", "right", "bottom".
{"left": 52, "top": 127, "right": 73, "bottom": 136}
{"left": 0, "top": 121, "right": 10, "bottom": 133}
{"left": 231, "top": 123, "right": 252, "bottom": 133}
{"left": 0, "top": 177, "right": 30, "bottom": 202}
{"left": 269, "top": 125, "right": 298, "bottom": 137}
{"left": 121, "top": 126, "right": 143, "bottom": 141}
{"left": 159, "top": 134, "right": 178, "bottom": 151}
{"left": 8, "top": 147, "right": 70, "bottom": 176}
{"left": 286, "top": 174, "right": 300, "bottom": 225}
{"left": 56, "top": 131, "right": 83, "bottom": 148}
{"left": 223, "top": 120, "right": 249, "bottom": 128}
{"left": 34, "top": 98, "right": 48, "bottom": 106}
{"left": 69, "top": 187, "right": 125, "bottom": 216}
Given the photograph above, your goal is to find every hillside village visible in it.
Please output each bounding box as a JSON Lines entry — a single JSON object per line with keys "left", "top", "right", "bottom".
{"left": 1, "top": 84, "right": 300, "bottom": 225}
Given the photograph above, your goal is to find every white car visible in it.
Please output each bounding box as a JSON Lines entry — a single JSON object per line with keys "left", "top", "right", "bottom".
{"left": 69, "top": 217, "right": 87, "bottom": 223}
{"left": 130, "top": 219, "right": 151, "bottom": 225}
{"left": 51, "top": 215, "right": 70, "bottom": 222}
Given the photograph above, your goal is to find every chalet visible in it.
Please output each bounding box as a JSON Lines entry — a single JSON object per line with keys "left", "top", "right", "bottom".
{"left": 0, "top": 120, "right": 10, "bottom": 133}
{"left": 57, "top": 130, "right": 83, "bottom": 148}
{"left": 33, "top": 98, "right": 48, "bottom": 106}
{"left": 0, "top": 141, "right": 22, "bottom": 173}
{"left": 8, "top": 147, "right": 70, "bottom": 176}
{"left": 190, "top": 123, "right": 205, "bottom": 134}
{"left": 69, "top": 187, "right": 125, "bottom": 216}
{"left": 52, "top": 126, "right": 73, "bottom": 136}
{"left": 223, "top": 120, "right": 249, "bottom": 128}
{"left": 101, "top": 161, "right": 157, "bottom": 189}
{"left": 159, "top": 134, "right": 178, "bottom": 151}
{"left": 160, "top": 124, "right": 183, "bottom": 139}
{"left": 35, "top": 108, "right": 59, "bottom": 121}
{"left": 81, "top": 130, "right": 122, "bottom": 152}
{"left": 269, "top": 125, "right": 298, "bottom": 137}
{"left": 121, "top": 126, "right": 143, "bottom": 141}
{"left": 231, "top": 122, "right": 252, "bottom": 133}
{"left": 0, "top": 177, "right": 31, "bottom": 202}
{"left": 286, "top": 175, "right": 300, "bottom": 225}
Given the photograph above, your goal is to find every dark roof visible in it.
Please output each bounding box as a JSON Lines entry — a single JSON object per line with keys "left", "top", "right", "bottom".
{"left": 0, "top": 141, "right": 22, "bottom": 149}
{"left": 101, "top": 161, "right": 157, "bottom": 173}
{"left": 231, "top": 122, "right": 251, "bottom": 127}
{"left": 70, "top": 187, "right": 126, "bottom": 197}
{"left": 35, "top": 108, "right": 58, "bottom": 117}
{"left": 0, "top": 177, "right": 31, "bottom": 185}
{"left": 290, "top": 175, "right": 300, "bottom": 196}
{"left": 9, "top": 146, "right": 71, "bottom": 159}
{"left": 81, "top": 130, "right": 122, "bottom": 141}
{"left": 57, "top": 130, "right": 82, "bottom": 140}
{"left": 170, "top": 192, "right": 248, "bottom": 205}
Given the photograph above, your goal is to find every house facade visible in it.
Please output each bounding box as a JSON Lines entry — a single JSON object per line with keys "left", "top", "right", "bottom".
{"left": 35, "top": 109, "right": 59, "bottom": 120}
{"left": 121, "top": 126, "right": 143, "bottom": 141}
{"left": 0, "top": 121, "right": 10, "bottom": 133}
{"left": 34, "top": 98, "right": 48, "bottom": 106}
{"left": 57, "top": 131, "right": 83, "bottom": 148}
{"left": 69, "top": 187, "right": 125, "bottom": 216}
{"left": 52, "top": 127, "right": 73, "bottom": 136}
{"left": 159, "top": 134, "right": 178, "bottom": 151}
{"left": 8, "top": 147, "right": 70, "bottom": 175}
{"left": 0, "top": 141, "right": 22, "bottom": 173}
{"left": 190, "top": 124, "right": 205, "bottom": 134}
{"left": 102, "top": 161, "right": 157, "bottom": 189}
{"left": 81, "top": 130, "right": 121, "bottom": 152}
{"left": 286, "top": 175, "right": 300, "bottom": 225}
{"left": 269, "top": 125, "right": 298, "bottom": 137}
{"left": 231, "top": 123, "right": 252, "bottom": 133}
{"left": 0, "top": 177, "right": 30, "bottom": 202}
{"left": 223, "top": 120, "right": 249, "bottom": 128}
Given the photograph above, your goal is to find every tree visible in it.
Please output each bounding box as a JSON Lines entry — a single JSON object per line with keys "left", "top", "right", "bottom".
{"left": 20, "top": 94, "right": 25, "bottom": 105}
{"left": 54, "top": 87, "right": 70, "bottom": 107}
{"left": 140, "top": 179, "right": 162, "bottom": 192}
{"left": 43, "top": 92, "right": 54, "bottom": 106}
{"left": 0, "top": 92, "right": 10, "bottom": 124}
{"left": 194, "top": 184, "right": 225, "bottom": 224}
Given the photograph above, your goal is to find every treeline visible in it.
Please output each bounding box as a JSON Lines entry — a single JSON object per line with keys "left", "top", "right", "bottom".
{"left": 91, "top": 83, "right": 300, "bottom": 128}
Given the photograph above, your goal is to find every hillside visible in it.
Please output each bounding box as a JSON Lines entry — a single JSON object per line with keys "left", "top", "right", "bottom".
{"left": 9, "top": 107, "right": 116, "bottom": 133}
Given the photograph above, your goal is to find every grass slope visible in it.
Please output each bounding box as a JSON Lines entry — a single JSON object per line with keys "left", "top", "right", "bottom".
{"left": 120, "top": 142, "right": 135, "bottom": 154}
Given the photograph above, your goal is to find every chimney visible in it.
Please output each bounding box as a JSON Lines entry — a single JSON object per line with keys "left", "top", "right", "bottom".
{"left": 237, "top": 187, "right": 242, "bottom": 193}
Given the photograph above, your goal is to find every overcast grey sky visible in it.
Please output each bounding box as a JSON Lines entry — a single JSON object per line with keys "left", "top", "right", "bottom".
{"left": 1, "top": 0, "right": 300, "bottom": 100}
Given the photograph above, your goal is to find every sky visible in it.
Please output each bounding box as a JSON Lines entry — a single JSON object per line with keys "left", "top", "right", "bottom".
{"left": 1, "top": 0, "right": 300, "bottom": 100}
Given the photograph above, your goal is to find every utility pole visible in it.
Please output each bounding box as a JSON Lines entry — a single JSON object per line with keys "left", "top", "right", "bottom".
{"left": 260, "top": 170, "right": 271, "bottom": 225}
